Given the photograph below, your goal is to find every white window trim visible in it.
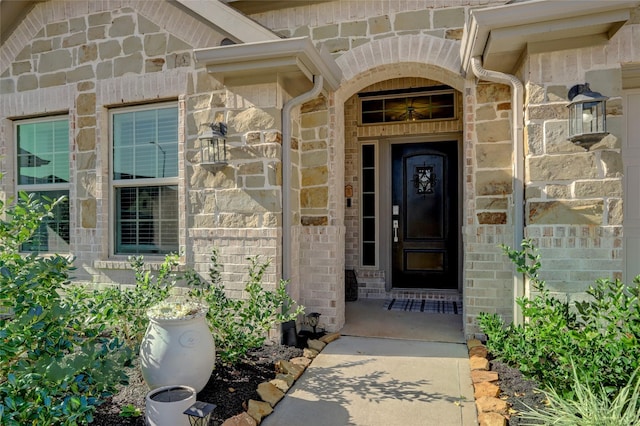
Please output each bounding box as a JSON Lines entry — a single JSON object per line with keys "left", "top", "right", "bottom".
{"left": 108, "top": 101, "right": 180, "bottom": 257}
{"left": 360, "top": 141, "right": 379, "bottom": 268}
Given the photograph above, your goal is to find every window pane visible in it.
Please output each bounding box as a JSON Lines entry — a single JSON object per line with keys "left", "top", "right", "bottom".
{"left": 360, "top": 88, "right": 455, "bottom": 124}
{"left": 362, "top": 169, "right": 375, "bottom": 192}
{"left": 113, "top": 106, "right": 178, "bottom": 180}
{"left": 363, "top": 242, "right": 375, "bottom": 266}
{"left": 363, "top": 193, "right": 375, "bottom": 216}
{"left": 21, "top": 190, "right": 70, "bottom": 253}
{"left": 17, "top": 119, "right": 69, "bottom": 185}
{"left": 115, "top": 185, "right": 178, "bottom": 254}
{"left": 362, "top": 145, "right": 375, "bottom": 168}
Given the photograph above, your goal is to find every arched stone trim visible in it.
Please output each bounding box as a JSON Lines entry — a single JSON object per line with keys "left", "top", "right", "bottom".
{"left": 335, "top": 34, "right": 464, "bottom": 96}
{"left": 0, "top": 0, "right": 222, "bottom": 76}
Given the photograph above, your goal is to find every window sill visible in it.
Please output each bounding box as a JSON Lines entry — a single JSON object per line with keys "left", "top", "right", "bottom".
{"left": 94, "top": 258, "right": 187, "bottom": 271}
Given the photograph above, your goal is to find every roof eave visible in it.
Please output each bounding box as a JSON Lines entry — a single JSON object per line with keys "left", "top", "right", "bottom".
{"left": 194, "top": 36, "right": 343, "bottom": 94}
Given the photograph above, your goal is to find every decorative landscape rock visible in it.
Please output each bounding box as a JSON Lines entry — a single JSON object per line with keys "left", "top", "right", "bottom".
{"left": 474, "top": 381, "right": 501, "bottom": 398}
{"left": 256, "top": 382, "right": 285, "bottom": 407}
{"left": 303, "top": 347, "right": 319, "bottom": 358}
{"left": 246, "top": 399, "right": 273, "bottom": 423}
{"left": 470, "top": 355, "right": 490, "bottom": 371}
{"left": 319, "top": 332, "right": 341, "bottom": 344}
{"left": 275, "top": 360, "right": 304, "bottom": 380}
{"left": 475, "top": 396, "right": 509, "bottom": 415}
{"left": 471, "top": 370, "right": 499, "bottom": 384}
{"left": 221, "top": 412, "right": 257, "bottom": 426}
{"left": 307, "top": 339, "right": 327, "bottom": 352}
{"left": 478, "top": 411, "right": 507, "bottom": 426}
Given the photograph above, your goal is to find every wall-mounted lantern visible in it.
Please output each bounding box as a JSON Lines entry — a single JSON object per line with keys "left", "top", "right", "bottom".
{"left": 567, "top": 83, "right": 609, "bottom": 149}
{"left": 198, "top": 122, "right": 227, "bottom": 166}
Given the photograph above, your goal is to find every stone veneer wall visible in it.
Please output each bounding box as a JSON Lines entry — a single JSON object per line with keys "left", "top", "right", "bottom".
{"left": 0, "top": 1, "right": 289, "bottom": 297}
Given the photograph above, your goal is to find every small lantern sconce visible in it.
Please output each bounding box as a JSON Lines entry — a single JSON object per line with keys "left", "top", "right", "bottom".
{"left": 184, "top": 401, "right": 217, "bottom": 426}
{"left": 567, "top": 83, "right": 609, "bottom": 149}
{"left": 345, "top": 184, "right": 353, "bottom": 208}
{"left": 198, "top": 122, "right": 227, "bottom": 166}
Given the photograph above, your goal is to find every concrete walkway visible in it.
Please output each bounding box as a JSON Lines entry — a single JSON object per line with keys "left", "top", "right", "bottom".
{"left": 262, "top": 336, "right": 477, "bottom": 426}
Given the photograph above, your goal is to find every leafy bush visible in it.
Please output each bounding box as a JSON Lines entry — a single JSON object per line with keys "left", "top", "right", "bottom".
{"left": 67, "top": 254, "right": 180, "bottom": 350}
{"left": 187, "top": 249, "right": 304, "bottom": 364}
{"left": 521, "top": 363, "right": 640, "bottom": 425}
{"left": 479, "top": 239, "right": 640, "bottom": 396}
{"left": 0, "top": 192, "right": 130, "bottom": 425}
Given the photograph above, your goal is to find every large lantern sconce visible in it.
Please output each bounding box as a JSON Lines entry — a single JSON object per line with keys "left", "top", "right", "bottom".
{"left": 198, "top": 122, "right": 228, "bottom": 167}
{"left": 567, "top": 83, "right": 609, "bottom": 149}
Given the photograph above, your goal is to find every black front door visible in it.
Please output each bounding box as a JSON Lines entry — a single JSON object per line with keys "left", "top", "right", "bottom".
{"left": 391, "top": 142, "right": 458, "bottom": 288}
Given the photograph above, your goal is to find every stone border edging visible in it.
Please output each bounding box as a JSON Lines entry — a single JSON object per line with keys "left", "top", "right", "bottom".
{"left": 221, "top": 332, "right": 341, "bottom": 426}
{"left": 467, "top": 339, "right": 508, "bottom": 426}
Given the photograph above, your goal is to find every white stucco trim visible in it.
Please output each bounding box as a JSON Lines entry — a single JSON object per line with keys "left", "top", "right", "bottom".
{"left": 460, "top": 0, "right": 640, "bottom": 75}
{"left": 195, "top": 36, "right": 342, "bottom": 94}
{"left": 175, "top": 0, "right": 279, "bottom": 43}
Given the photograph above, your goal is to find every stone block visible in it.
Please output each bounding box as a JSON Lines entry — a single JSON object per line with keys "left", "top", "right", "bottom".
{"left": 433, "top": 7, "right": 465, "bottom": 28}
{"left": 528, "top": 104, "right": 568, "bottom": 120}
{"left": 17, "top": 74, "right": 38, "bottom": 92}
{"left": 319, "top": 332, "right": 340, "bottom": 344}
{"left": 301, "top": 151, "right": 327, "bottom": 168}
{"left": 369, "top": 15, "right": 391, "bottom": 34}
{"left": 47, "top": 21, "right": 68, "bottom": 37}
{"left": 78, "top": 44, "right": 98, "bottom": 64}
{"left": 270, "top": 378, "right": 291, "bottom": 393}
{"left": 257, "top": 382, "right": 284, "bottom": 407}
{"left": 123, "top": 36, "right": 143, "bottom": 54}
{"left": 466, "top": 339, "right": 483, "bottom": 349}
{"left": 39, "top": 72, "right": 65, "bottom": 88}
{"left": 238, "top": 161, "right": 264, "bottom": 175}
{"left": 222, "top": 412, "right": 257, "bottom": 426}
{"left": 144, "top": 34, "right": 167, "bottom": 56}
{"left": 76, "top": 151, "right": 96, "bottom": 171}
{"left": 63, "top": 32, "right": 86, "bottom": 48}
{"left": 229, "top": 107, "right": 277, "bottom": 133}
{"left": 600, "top": 151, "right": 622, "bottom": 177}
{"left": 217, "top": 189, "right": 280, "bottom": 213}
{"left": 474, "top": 381, "right": 501, "bottom": 398}
{"left": 114, "top": 53, "right": 143, "bottom": 76}
{"left": 475, "top": 170, "right": 512, "bottom": 196}
{"left": 76, "top": 93, "right": 96, "bottom": 116}
{"left": 477, "top": 212, "right": 506, "bottom": 225}
{"left": 32, "top": 40, "right": 52, "bottom": 54}
{"left": 38, "top": 50, "right": 72, "bottom": 73}
{"left": 307, "top": 339, "right": 326, "bottom": 352}
{"left": 471, "top": 370, "right": 498, "bottom": 384}
{"left": 476, "top": 396, "right": 509, "bottom": 415}
{"left": 445, "top": 28, "right": 464, "bottom": 40}
{"left": 303, "top": 348, "right": 318, "bottom": 359}
{"left": 301, "top": 95, "right": 327, "bottom": 113}
{"left": 145, "top": 58, "right": 165, "bottom": 73}
{"left": 301, "top": 110, "right": 328, "bottom": 128}
{"left": 96, "top": 61, "right": 112, "bottom": 79}
{"left": 478, "top": 412, "right": 507, "bottom": 426}
{"left": 301, "top": 166, "right": 328, "bottom": 186}
{"left": 394, "top": 10, "right": 431, "bottom": 31}
{"left": 301, "top": 216, "right": 328, "bottom": 226}
{"left": 276, "top": 360, "right": 304, "bottom": 380}
{"left": 81, "top": 199, "right": 97, "bottom": 228}
{"left": 341, "top": 21, "right": 367, "bottom": 37}
{"left": 67, "top": 65, "right": 95, "bottom": 83}
{"left": 88, "top": 26, "right": 106, "bottom": 40}
{"left": 312, "top": 24, "right": 338, "bottom": 40}
{"left": 89, "top": 12, "right": 111, "bottom": 26}
{"left": 138, "top": 15, "right": 160, "bottom": 34}
{"left": 109, "top": 15, "right": 135, "bottom": 37}
{"left": 475, "top": 197, "right": 507, "bottom": 210}
{"left": 477, "top": 83, "right": 510, "bottom": 103}
{"left": 301, "top": 187, "right": 328, "bottom": 209}
{"left": 476, "top": 120, "right": 510, "bottom": 143}
{"left": 528, "top": 154, "right": 597, "bottom": 181}
{"left": 290, "top": 357, "right": 312, "bottom": 368}
{"left": 528, "top": 200, "right": 603, "bottom": 225}
{"left": 12, "top": 61, "right": 31, "bottom": 75}
{"left": 608, "top": 198, "right": 623, "bottom": 225}
{"left": 69, "top": 17, "right": 86, "bottom": 33}
{"left": 469, "top": 345, "right": 488, "bottom": 358}
{"left": 476, "top": 143, "right": 511, "bottom": 168}
{"left": 470, "top": 356, "right": 490, "bottom": 371}
{"left": 99, "top": 40, "right": 121, "bottom": 60}
{"left": 247, "top": 399, "right": 273, "bottom": 423}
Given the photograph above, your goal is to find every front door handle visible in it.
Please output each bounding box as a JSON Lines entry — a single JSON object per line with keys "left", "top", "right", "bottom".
{"left": 393, "top": 220, "right": 399, "bottom": 242}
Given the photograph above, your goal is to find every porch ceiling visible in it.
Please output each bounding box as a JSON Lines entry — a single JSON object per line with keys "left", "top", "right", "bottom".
{"left": 460, "top": 0, "right": 640, "bottom": 76}
{"left": 194, "top": 36, "right": 343, "bottom": 95}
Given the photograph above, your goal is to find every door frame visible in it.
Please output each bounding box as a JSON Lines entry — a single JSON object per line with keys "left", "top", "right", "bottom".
{"left": 378, "top": 133, "right": 463, "bottom": 292}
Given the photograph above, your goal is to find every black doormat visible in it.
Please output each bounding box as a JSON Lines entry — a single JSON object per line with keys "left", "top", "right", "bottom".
{"left": 383, "top": 298, "right": 462, "bottom": 314}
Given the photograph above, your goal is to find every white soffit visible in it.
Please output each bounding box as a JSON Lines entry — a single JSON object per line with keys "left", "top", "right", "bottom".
{"left": 175, "top": 0, "right": 279, "bottom": 43}
{"left": 461, "top": 0, "right": 640, "bottom": 75}
{"left": 194, "top": 37, "right": 343, "bottom": 95}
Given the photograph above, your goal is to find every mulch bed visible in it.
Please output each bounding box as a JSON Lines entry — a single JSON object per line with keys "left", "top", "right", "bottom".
{"left": 92, "top": 343, "right": 303, "bottom": 426}
{"left": 490, "top": 359, "right": 547, "bottom": 425}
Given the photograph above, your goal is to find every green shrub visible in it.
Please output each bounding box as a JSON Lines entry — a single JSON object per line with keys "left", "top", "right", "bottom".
{"left": 0, "top": 192, "right": 130, "bottom": 425}
{"left": 521, "top": 363, "right": 640, "bottom": 426}
{"left": 187, "top": 249, "right": 304, "bottom": 364}
{"left": 479, "top": 239, "right": 640, "bottom": 397}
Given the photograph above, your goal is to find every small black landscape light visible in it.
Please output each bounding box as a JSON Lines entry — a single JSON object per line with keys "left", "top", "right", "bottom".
{"left": 184, "top": 401, "right": 217, "bottom": 426}
{"left": 567, "top": 83, "right": 609, "bottom": 149}
{"left": 306, "top": 312, "right": 321, "bottom": 335}
{"left": 199, "top": 121, "right": 228, "bottom": 166}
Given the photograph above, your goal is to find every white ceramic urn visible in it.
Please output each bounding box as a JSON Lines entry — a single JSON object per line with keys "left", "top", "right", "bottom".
{"left": 140, "top": 303, "right": 215, "bottom": 393}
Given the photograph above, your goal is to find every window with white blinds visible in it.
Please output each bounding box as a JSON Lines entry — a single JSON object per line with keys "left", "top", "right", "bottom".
{"left": 111, "top": 104, "right": 179, "bottom": 255}
{"left": 16, "top": 117, "right": 70, "bottom": 253}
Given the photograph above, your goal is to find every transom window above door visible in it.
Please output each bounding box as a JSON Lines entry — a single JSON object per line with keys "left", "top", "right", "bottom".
{"left": 359, "top": 86, "right": 456, "bottom": 125}
{"left": 111, "top": 103, "right": 179, "bottom": 255}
